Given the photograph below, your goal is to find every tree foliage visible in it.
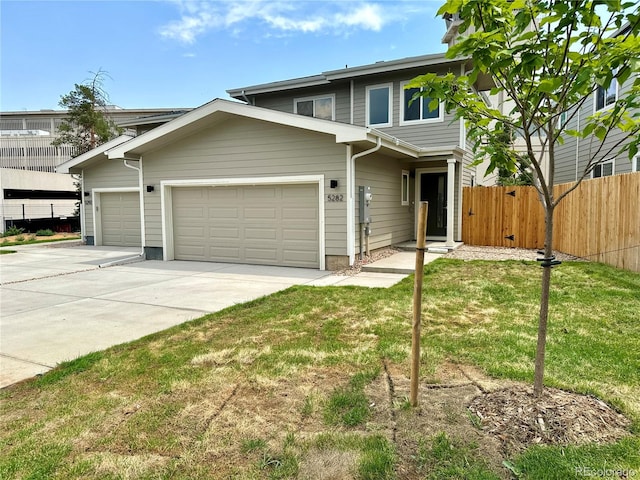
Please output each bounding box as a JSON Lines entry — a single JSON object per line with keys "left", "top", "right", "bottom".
{"left": 410, "top": 0, "right": 640, "bottom": 397}
{"left": 52, "top": 70, "right": 122, "bottom": 156}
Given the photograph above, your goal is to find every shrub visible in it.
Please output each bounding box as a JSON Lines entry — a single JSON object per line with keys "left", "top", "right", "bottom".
{"left": 36, "top": 229, "right": 55, "bottom": 236}
{"left": 3, "top": 225, "right": 24, "bottom": 237}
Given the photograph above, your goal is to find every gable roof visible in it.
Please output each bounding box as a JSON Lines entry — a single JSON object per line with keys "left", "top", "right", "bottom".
{"left": 105, "top": 98, "right": 424, "bottom": 161}
{"left": 56, "top": 135, "right": 133, "bottom": 173}
{"left": 227, "top": 53, "right": 466, "bottom": 99}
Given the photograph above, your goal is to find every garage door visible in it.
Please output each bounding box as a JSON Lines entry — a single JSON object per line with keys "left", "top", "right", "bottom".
{"left": 100, "top": 192, "right": 141, "bottom": 246}
{"left": 172, "top": 184, "right": 319, "bottom": 268}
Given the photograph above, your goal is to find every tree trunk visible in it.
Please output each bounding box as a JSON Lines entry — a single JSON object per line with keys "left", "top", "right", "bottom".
{"left": 533, "top": 206, "right": 555, "bottom": 397}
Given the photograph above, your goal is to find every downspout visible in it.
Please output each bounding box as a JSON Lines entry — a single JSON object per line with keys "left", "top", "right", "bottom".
{"left": 99, "top": 157, "right": 146, "bottom": 268}
{"left": 348, "top": 137, "right": 382, "bottom": 263}
{"left": 80, "top": 170, "right": 85, "bottom": 243}
{"left": 241, "top": 90, "right": 253, "bottom": 106}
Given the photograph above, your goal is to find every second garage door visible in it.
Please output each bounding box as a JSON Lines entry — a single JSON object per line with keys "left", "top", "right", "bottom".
{"left": 100, "top": 191, "right": 141, "bottom": 247}
{"left": 172, "top": 184, "right": 320, "bottom": 268}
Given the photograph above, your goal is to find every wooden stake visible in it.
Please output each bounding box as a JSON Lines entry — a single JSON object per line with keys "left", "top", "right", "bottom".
{"left": 410, "top": 201, "right": 428, "bottom": 407}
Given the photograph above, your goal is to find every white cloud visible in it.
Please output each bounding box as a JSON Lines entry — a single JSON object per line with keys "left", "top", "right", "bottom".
{"left": 159, "top": 1, "right": 430, "bottom": 44}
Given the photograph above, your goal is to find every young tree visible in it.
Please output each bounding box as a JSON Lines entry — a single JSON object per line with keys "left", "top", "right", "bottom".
{"left": 410, "top": 0, "right": 640, "bottom": 397}
{"left": 52, "top": 70, "right": 122, "bottom": 156}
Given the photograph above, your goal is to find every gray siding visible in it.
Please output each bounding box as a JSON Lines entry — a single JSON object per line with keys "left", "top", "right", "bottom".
{"left": 355, "top": 153, "right": 413, "bottom": 252}
{"left": 141, "top": 116, "right": 350, "bottom": 256}
{"left": 253, "top": 83, "right": 352, "bottom": 124}
{"left": 249, "top": 65, "right": 463, "bottom": 149}
{"left": 352, "top": 69, "right": 461, "bottom": 148}
{"left": 82, "top": 160, "right": 138, "bottom": 237}
{"left": 555, "top": 75, "right": 637, "bottom": 184}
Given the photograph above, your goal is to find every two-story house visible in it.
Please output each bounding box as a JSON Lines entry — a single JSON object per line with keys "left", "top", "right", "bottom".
{"left": 60, "top": 53, "right": 493, "bottom": 270}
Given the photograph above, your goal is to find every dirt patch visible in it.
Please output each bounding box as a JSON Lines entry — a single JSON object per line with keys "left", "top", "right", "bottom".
{"left": 469, "top": 386, "right": 631, "bottom": 455}
{"left": 334, "top": 247, "right": 401, "bottom": 276}
{"left": 445, "top": 245, "right": 585, "bottom": 262}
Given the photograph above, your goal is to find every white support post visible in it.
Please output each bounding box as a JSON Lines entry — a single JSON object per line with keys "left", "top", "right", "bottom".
{"left": 446, "top": 158, "right": 456, "bottom": 248}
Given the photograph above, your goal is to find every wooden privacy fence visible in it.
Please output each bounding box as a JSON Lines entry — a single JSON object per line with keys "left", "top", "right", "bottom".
{"left": 462, "top": 172, "right": 640, "bottom": 272}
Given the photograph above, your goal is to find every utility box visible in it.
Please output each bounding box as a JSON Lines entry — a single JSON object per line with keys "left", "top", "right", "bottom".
{"left": 358, "top": 185, "right": 372, "bottom": 224}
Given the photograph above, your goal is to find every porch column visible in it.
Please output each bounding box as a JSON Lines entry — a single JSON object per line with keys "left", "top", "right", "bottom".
{"left": 446, "top": 158, "right": 456, "bottom": 248}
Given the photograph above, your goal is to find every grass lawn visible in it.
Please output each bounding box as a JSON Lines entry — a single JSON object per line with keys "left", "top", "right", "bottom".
{"left": 1, "top": 259, "right": 638, "bottom": 479}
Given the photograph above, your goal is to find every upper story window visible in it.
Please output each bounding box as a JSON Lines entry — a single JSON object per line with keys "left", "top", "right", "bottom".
{"left": 595, "top": 80, "right": 618, "bottom": 112}
{"left": 633, "top": 155, "right": 639, "bottom": 172}
{"left": 294, "top": 95, "right": 335, "bottom": 121}
{"left": 592, "top": 158, "right": 615, "bottom": 178}
{"left": 400, "top": 81, "right": 443, "bottom": 125}
{"left": 366, "top": 83, "right": 393, "bottom": 128}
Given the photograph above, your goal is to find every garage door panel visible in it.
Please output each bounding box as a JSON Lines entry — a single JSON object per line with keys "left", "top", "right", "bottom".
{"left": 100, "top": 192, "right": 141, "bottom": 247}
{"left": 210, "top": 227, "right": 240, "bottom": 239}
{"left": 244, "top": 207, "right": 277, "bottom": 220}
{"left": 244, "top": 187, "right": 277, "bottom": 200}
{"left": 173, "top": 184, "right": 319, "bottom": 268}
{"left": 209, "top": 246, "right": 241, "bottom": 259}
{"left": 208, "top": 207, "right": 239, "bottom": 218}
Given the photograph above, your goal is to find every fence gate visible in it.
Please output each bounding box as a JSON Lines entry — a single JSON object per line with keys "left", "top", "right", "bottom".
{"left": 462, "top": 186, "right": 545, "bottom": 249}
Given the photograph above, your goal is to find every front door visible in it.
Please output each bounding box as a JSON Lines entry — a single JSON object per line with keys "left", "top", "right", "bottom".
{"left": 420, "top": 172, "right": 447, "bottom": 237}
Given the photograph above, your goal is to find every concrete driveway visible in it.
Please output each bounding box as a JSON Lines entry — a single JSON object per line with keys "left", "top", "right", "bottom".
{"left": 0, "top": 243, "right": 333, "bottom": 388}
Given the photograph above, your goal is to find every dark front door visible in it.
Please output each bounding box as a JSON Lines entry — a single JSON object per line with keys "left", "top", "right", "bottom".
{"left": 420, "top": 172, "right": 447, "bottom": 237}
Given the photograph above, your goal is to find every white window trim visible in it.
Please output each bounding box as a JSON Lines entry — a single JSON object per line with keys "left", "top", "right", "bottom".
{"left": 633, "top": 154, "right": 639, "bottom": 172}
{"left": 592, "top": 158, "right": 615, "bottom": 178}
{"left": 401, "top": 170, "right": 410, "bottom": 206}
{"left": 365, "top": 83, "right": 393, "bottom": 128}
{"left": 594, "top": 80, "right": 618, "bottom": 113}
{"left": 399, "top": 81, "right": 444, "bottom": 126}
{"left": 293, "top": 94, "right": 336, "bottom": 121}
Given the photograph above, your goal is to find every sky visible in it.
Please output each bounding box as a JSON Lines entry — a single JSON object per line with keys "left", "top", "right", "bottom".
{"left": 0, "top": 0, "right": 448, "bottom": 112}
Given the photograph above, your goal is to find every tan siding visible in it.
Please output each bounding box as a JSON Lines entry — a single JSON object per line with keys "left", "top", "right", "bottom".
{"left": 355, "top": 153, "right": 413, "bottom": 252}
{"left": 82, "top": 160, "right": 138, "bottom": 237}
{"left": 142, "top": 116, "right": 349, "bottom": 255}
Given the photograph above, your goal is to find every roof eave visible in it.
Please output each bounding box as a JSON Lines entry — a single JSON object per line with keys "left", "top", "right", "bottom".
{"left": 56, "top": 135, "right": 134, "bottom": 173}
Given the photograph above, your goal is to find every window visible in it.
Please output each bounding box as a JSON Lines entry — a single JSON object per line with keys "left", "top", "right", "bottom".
{"left": 366, "top": 84, "right": 392, "bottom": 127}
{"left": 401, "top": 170, "right": 410, "bottom": 206}
{"left": 400, "top": 81, "right": 443, "bottom": 125}
{"left": 558, "top": 111, "right": 568, "bottom": 129}
{"left": 595, "top": 80, "right": 618, "bottom": 112}
{"left": 592, "top": 158, "right": 615, "bottom": 178}
{"left": 633, "top": 155, "right": 639, "bottom": 172}
{"left": 294, "top": 95, "right": 335, "bottom": 120}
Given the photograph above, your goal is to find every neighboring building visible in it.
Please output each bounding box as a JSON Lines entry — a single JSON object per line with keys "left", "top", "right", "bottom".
{"left": 554, "top": 23, "right": 640, "bottom": 183}
{"left": 0, "top": 108, "right": 191, "bottom": 173}
{"left": 0, "top": 108, "right": 190, "bottom": 233}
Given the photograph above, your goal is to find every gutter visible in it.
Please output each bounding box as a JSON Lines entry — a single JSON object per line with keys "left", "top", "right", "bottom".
{"left": 99, "top": 156, "right": 146, "bottom": 268}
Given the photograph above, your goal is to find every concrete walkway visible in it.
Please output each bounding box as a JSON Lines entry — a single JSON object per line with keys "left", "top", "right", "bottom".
{"left": 0, "top": 242, "right": 449, "bottom": 388}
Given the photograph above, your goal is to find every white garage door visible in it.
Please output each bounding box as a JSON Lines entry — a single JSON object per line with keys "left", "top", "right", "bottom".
{"left": 172, "top": 184, "right": 319, "bottom": 268}
{"left": 100, "top": 192, "right": 141, "bottom": 247}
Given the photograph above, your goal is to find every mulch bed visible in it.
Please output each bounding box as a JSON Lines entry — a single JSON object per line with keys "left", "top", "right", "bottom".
{"left": 468, "top": 386, "right": 631, "bottom": 454}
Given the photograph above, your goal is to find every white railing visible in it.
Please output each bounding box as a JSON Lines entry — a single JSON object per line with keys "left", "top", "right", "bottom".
{"left": 1, "top": 201, "right": 78, "bottom": 220}
{"left": 0, "top": 136, "right": 75, "bottom": 173}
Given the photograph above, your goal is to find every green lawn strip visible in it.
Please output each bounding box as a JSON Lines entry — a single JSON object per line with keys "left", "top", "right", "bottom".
{"left": 0, "top": 236, "right": 80, "bottom": 247}
{"left": 0, "top": 260, "right": 637, "bottom": 479}
{"left": 415, "top": 432, "right": 501, "bottom": 480}
{"left": 0, "top": 249, "right": 17, "bottom": 254}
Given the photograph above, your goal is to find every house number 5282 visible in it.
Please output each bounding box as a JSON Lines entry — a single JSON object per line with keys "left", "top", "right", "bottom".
{"left": 327, "top": 194, "right": 344, "bottom": 202}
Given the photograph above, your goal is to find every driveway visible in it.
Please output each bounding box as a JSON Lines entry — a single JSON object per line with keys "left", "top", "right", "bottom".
{"left": 0, "top": 244, "right": 333, "bottom": 388}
